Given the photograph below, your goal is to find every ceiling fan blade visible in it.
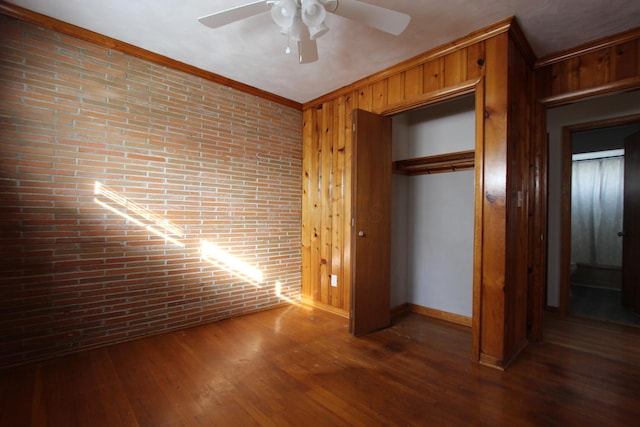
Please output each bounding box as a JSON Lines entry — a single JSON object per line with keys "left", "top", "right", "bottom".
{"left": 330, "top": 0, "right": 410, "bottom": 36}
{"left": 298, "top": 27, "right": 319, "bottom": 64}
{"left": 198, "top": 0, "right": 269, "bottom": 29}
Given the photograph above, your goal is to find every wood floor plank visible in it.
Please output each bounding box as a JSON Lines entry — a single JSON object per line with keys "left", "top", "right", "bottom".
{"left": 1, "top": 306, "right": 639, "bottom": 426}
{"left": 0, "top": 364, "right": 36, "bottom": 427}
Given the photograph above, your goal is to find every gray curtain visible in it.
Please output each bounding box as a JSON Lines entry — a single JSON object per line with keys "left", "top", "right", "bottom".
{"left": 571, "top": 156, "right": 624, "bottom": 267}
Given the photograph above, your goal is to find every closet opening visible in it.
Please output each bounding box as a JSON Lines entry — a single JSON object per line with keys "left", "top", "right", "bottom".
{"left": 389, "top": 94, "right": 476, "bottom": 327}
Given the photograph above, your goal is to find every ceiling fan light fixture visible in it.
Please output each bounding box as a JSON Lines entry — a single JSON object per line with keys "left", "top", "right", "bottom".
{"left": 199, "top": 0, "right": 410, "bottom": 64}
{"left": 270, "top": 0, "right": 297, "bottom": 28}
{"left": 308, "top": 22, "right": 329, "bottom": 40}
{"left": 269, "top": 0, "right": 332, "bottom": 62}
{"left": 288, "top": 16, "right": 304, "bottom": 41}
{"left": 301, "top": 0, "right": 326, "bottom": 28}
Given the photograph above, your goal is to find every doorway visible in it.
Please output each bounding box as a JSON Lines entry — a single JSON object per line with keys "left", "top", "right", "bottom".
{"left": 545, "top": 90, "right": 640, "bottom": 328}
{"left": 564, "top": 121, "right": 640, "bottom": 326}
{"left": 350, "top": 87, "right": 480, "bottom": 338}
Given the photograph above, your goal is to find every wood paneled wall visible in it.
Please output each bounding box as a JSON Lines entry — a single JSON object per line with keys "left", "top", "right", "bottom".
{"left": 535, "top": 27, "right": 640, "bottom": 106}
{"left": 527, "top": 27, "right": 640, "bottom": 342}
{"left": 302, "top": 18, "right": 535, "bottom": 369}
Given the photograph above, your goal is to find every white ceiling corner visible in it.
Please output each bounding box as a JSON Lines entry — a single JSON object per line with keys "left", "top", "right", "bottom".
{"left": 6, "top": 0, "right": 640, "bottom": 103}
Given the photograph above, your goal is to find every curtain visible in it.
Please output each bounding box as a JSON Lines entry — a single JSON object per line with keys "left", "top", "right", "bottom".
{"left": 571, "top": 156, "right": 624, "bottom": 267}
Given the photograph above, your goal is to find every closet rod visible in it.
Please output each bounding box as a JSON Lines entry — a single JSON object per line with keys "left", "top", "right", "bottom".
{"left": 393, "top": 150, "right": 475, "bottom": 176}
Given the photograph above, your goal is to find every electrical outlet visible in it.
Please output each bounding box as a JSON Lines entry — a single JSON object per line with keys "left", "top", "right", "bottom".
{"left": 330, "top": 274, "right": 338, "bottom": 287}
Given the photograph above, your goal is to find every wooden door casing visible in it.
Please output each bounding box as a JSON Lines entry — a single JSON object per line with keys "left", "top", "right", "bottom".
{"left": 622, "top": 131, "right": 640, "bottom": 314}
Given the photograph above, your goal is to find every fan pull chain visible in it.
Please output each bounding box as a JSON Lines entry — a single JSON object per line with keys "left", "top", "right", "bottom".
{"left": 285, "top": 29, "right": 292, "bottom": 54}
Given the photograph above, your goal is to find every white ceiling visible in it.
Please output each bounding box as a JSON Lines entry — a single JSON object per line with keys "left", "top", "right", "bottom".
{"left": 6, "top": 0, "right": 640, "bottom": 104}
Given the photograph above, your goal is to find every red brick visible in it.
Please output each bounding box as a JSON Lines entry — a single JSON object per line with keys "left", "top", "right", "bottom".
{"left": 0, "top": 15, "right": 302, "bottom": 367}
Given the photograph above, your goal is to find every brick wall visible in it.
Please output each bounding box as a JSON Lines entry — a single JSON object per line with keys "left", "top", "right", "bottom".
{"left": 0, "top": 15, "right": 303, "bottom": 367}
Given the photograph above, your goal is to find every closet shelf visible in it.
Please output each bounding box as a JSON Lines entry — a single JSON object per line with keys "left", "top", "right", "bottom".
{"left": 393, "top": 150, "right": 475, "bottom": 176}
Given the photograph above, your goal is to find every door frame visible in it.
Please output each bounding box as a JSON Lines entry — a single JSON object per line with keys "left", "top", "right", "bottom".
{"left": 534, "top": 83, "right": 640, "bottom": 339}
{"left": 558, "top": 114, "right": 640, "bottom": 315}
{"left": 372, "top": 78, "right": 485, "bottom": 357}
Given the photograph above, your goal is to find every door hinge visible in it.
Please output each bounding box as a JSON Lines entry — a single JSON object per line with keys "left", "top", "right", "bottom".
{"left": 351, "top": 218, "right": 355, "bottom": 227}
{"left": 352, "top": 123, "right": 356, "bottom": 132}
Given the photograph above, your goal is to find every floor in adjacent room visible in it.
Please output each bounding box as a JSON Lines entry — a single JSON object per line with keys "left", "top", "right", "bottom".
{"left": 2, "top": 305, "right": 640, "bottom": 426}
{"left": 570, "top": 283, "right": 640, "bottom": 327}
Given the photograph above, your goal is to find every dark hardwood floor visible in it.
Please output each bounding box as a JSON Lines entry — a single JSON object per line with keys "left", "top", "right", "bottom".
{"left": 2, "top": 305, "right": 640, "bottom": 426}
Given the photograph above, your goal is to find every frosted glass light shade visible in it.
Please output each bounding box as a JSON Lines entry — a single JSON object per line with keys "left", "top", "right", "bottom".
{"left": 270, "top": 0, "right": 297, "bottom": 28}
{"left": 301, "top": 0, "right": 326, "bottom": 27}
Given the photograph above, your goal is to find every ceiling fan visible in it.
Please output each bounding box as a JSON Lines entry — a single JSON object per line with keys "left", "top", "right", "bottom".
{"left": 198, "top": 0, "right": 411, "bottom": 64}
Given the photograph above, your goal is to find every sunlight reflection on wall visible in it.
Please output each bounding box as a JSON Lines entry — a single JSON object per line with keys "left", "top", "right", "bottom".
{"left": 93, "top": 181, "right": 301, "bottom": 307}
{"left": 200, "top": 240, "right": 264, "bottom": 286}
{"left": 94, "top": 181, "right": 185, "bottom": 247}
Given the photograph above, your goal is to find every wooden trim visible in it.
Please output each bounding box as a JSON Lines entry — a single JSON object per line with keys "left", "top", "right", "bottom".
{"left": 527, "top": 101, "right": 548, "bottom": 343}
{"left": 391, "top": 303, "right": 410, "bottom": 317}
{"left": 478, "top": 353, "right": 505, "bottom": 371}
{"left": 472, "top": 78, "right": 486, "bottom": 361}
{"left": 559, "top": 126, "right": 572, "bottom": 316}
{"left": 538, "top": 76, "right": 640, "bottom": 107}
{"left": 303, "top": 18, "right": 515, "bottom": 109}
{"left": 393, "top": 150, "right": 474, "bottom": 175}
{"left": 301, "top": 295, "right": 350, "bottom": 318}
{"left": 563, "top": 114, "right": 640, "bottom": 133}
{"left": 535, "top": 27, "right": 640, "bottom": 69}
{"left": 406, "top": 304, "right": 472, "bottom": 327}
{"left": 0, "top": 1, "right": 302, "bottom": 110}
{"left": 374, "top": 79, "right": 479, "bottom": 116}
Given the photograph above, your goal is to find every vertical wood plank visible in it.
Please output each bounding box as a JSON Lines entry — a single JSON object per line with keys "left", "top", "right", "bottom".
{"left": 404, "top": 66, "right": 424, "bottom": 99}
{"left": 533, "top": 65, "right": 553, "bottom": 100}
{"left": 611, "top": 40, "right": 639, "bottom": 80}
{"left": 479, "top": 34, "right": 509, "bottom": 366}
{"left": 320, "top": 101, "right": 334, "bottom": 305}
{"left": 504, "top": 39, "right": 531, "bottom": 362}
{"left": 387, "top": 73, "right": 404, "bottom": 104}
{"left": 577, "top": 49, "right": 610, "bottom": 89}
{"left": 564, "top": 58, "right": 580, "bottom": 92}
{"left": 444, "top": 48, "right": 468, "bottom": 87}
{"left": 301, "top": 108, "right": 314, "bottom": 299}
{"left": 423, "top": 57, "right": 445, "bottom": 93}
{"left": 372, "top": 80, "right": 388, "bottom": 110}
{"left": 331, "top": 96, "right": 346, "bottom": 309}
{"left": 310, "top": 106, "right": 323, "bottom": 303}
{"left": 527, "top": 99, "right": 547, "bottom": 344}
{"left": 466, "top": 42, "right": 486, "bottom": 80}
{"left": 551, "top": 57, "right": 580, "bottom": 96}
{"left": 358, "top": 86, "right": 373, "bottom": 111}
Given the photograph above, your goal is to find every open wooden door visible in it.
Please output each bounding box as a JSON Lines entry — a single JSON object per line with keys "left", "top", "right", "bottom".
{"left": 350, "top": 109, "right": 392, "bottom": 336}
{"left": 621, "top": 131, "right": 640, "bottom": 315}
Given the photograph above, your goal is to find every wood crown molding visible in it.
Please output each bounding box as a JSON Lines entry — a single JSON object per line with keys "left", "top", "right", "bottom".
{"left": 303, "top": 17, "right": 516, "bottom": 109}
{"left": 0, "top": 1, "right": 302, "bottom": 110}
{"left": 534, "top": 26, "right": 640, "bottom": 69}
